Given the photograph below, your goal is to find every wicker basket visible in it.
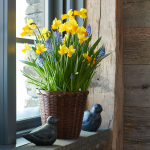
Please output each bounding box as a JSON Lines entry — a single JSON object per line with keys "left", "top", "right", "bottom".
{"left": 36, "top": 89, "right": 89, "bottom": 139}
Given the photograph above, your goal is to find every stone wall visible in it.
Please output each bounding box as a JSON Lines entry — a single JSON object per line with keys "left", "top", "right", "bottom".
{"left": 23, "top": 0, "right": 44, "bottom": 108}
{"left": 25, "top": 0, "right": 43, "bottom": 34}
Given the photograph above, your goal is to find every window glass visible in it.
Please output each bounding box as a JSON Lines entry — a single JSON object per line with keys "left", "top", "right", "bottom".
{"left": 16, "top": 43, "right": 40, "bottom": 120}
{"left": 16, "top": 0, "right": 44, "bottom": 39}
{"left": 16, "top": 0, "right": 45, "bottom": 120}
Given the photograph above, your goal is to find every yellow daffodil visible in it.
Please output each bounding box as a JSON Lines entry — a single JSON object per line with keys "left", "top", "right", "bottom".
{"left": 41, "top": 27, "right": 48, "bottom": 40}
{"left": 63, "top": 34, "right": 68, "bottom": 43}
{"left": 27, "top": 18, "right": 36, "bottom": 29}
{"left": 83, "top": 51, "right": 89, "bottom": 59}
{"left": 20, "top": 28, "right": 33, "bottom": 37}
{"left": 92, "top": 59, "right": 95, "bottom": 65}
{"left": 87, "top": 57, "right": 96, "bottom": 66}
{"left": 36, "top": 43, "right": 47, "bottom": 54}
{"left": 59, "top": 23, "right": 71, "bottom": 33}
{"left": 66, "top": 18, "right": 78, "bottom": 34}
{"left": 76, "top": 26, "right": 87, "bottom": 36}
{"left": 22, "top": 25, "right": 29, "bottom": 31}
{"left": 83, "top": 51, "right": 96, "bottom": 66}
{"left": 38, "top": 35, "right": 41, "bottom": 39}
{"left": 61, "top": 9, "right": 73, "bottom": 20}
{"left": 42, "top": 27, "right": 47, "bottom": 35}
{"left": 78, "top": 34, "right": 88, "bottom": 44}
{"left": 67, "top": 45, "right": 75, "bottom": 57}
{"left": 48, "top": 31, "right": 51, "bottom": 37}
{"left": 64, "top": 22, "right": 72, "bottom": 33}
{"left": 87, "top": 56, "right": 92, "bottom": 62}
{"left": 58, "top": 23, "right": 66, "bottom": 32}
{"left": 75, "top": 72, "right": 79, "bottom": 74}
{"left": 58, "top": 45, "right": 68, "bottom": 55}
{"left": 74, "top": 8, "right": 87, "bottom": 19}
{"left": 52, "top": 18, "right": 61, "bottom": 30}
{"left": 83, "top": 51, "right": 91, "bottom": 62}
{"left": 22, "top": 43, "right": 31, "bottom": 53}
{"left": 90, "top": 59, "right": 96, "bottom": 67}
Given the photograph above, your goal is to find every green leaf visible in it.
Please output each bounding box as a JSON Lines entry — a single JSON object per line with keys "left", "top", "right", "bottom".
{"left": 20, "top": 60, "right": 36, "bottom": 67}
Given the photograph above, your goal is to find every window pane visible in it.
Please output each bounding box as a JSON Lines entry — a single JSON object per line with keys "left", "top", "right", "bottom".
{"left": 16, "top": 0, "right": 45, "bottom": 39}
{"left": 16, "top": 43, "right": 40, "bottom": 121}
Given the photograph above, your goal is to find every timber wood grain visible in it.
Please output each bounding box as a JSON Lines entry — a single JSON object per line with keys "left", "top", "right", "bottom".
{"left": 124, "top": 28, "right": 150, "bottom": 64}
{"left": 125, "top": 88, "right": 150, "bottom": 107}
{"left": 123, "top": 1, "right": 150, "bottom": 28}
{"left": 124, "top": 143, "right": 150, "bottom": 150}
{"left": 124, "top": 0, "right": 150, "bottom": 3}
{"left": 112, "top": 0, "right": 124, "bottom": 150}
{"left": 124, "top": 106, "right": 150, "bottom": 144}
{"left": 124, "top": 65, "right": 150, "bottom": 107}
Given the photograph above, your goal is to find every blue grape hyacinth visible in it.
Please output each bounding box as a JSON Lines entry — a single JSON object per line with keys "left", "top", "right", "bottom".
{"left": 86, "top": 24, "right": 91, "bottom": 37}
{"left": 98, "top": 46, "right": 105, "bottom": 58}
{"left": 40, "top": 40, "right": 43, "bottom": 44}
{"left": 45, "top": 37, "right": 53, "bottom": 54}
{"left": 38, "top": 54, "right": 44, "bottom": 67}
{"left": 54, "top": 31, "right": 62, "bottom": 45}
{"left": 70, "top": 73, "right": 74, "bottom": 79}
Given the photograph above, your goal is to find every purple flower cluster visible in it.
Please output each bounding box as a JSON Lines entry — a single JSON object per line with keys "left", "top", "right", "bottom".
{"left": 95, "top": 46, "right": 105, "bottom": 70}
{"left": 70, "top": 73, "right": 74, "bottom": 79}
{"left": 54, "top": 31, "right": 62, "bottom": 45}
{"left": 97, "top": 46, "right": 105, "bottom": 58}
{"left": 38, "top": 54, "right": 44, "bottom": 67}
{"left": 45, "top": 37, "right": 53, "bottom": 54}
{"left": 86, "top": 24, "right": 91, "bottom": 37}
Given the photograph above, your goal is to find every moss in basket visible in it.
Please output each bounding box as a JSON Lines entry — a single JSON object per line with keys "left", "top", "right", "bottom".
{"left": 20, "top": 8, "right": 112, "bottom": 92}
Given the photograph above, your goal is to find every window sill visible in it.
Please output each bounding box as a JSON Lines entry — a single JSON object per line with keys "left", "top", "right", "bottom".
{"left": 12, "top": 128, "right": 110, "bottom": 150}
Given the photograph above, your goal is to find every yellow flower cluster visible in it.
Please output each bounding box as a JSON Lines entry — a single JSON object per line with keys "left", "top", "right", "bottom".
{"left": 58, "top": 45, "right": 75, "bottom": 57}
{"left": 83, "top": 51, "right": 95, "bottom": 66}
{"left": 20, "top": 18, "right": 35, "bottom": 37}
{"left": 52, "top": 8, "right": 88, "bottom": 44}
{"left": 21, "top": 8, "right": 89, "bottom": 56}
{"left": 20, "top": 18, "right": 51, "bottom": 54}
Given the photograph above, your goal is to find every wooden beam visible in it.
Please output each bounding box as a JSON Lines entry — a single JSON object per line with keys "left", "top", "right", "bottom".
{"left": 112, "top": 0, "right": 124, "bottom": 150}
{"left": 123, "top": 0, "right": 150, "bottom": 4}
{"left": 124, "top": 143, "right": 150, "bottom": 150}
{"left": 124, "top": 65, "right": 150, "bottom": 107}
{"left": 124, "top": 28, "right": 150, "bottom": 64}
{"left": 124, "top": 106, "right": 150, "bottom": 143}
{"left": 123, "top": 1, "right": 150, "bottom": 28}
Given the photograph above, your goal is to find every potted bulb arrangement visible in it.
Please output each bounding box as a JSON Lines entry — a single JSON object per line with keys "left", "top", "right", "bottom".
{"left": 20, "top": 8, "right": 111, "bottom": 139}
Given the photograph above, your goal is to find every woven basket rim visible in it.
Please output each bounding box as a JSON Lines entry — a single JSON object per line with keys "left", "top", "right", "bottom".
{"left": 36, "top": 88, "right": 89, "bottom": 96}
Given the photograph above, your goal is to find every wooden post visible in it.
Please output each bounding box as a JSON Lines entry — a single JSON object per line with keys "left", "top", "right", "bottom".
{"left": 84, "top": 0, "right": 124, "bottom": 149}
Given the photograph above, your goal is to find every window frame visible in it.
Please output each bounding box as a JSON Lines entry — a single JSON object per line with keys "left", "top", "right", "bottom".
{"left": 0, "top": 0, "right": 84, "bottom": 145}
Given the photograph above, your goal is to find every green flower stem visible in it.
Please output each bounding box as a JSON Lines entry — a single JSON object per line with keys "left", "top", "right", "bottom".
{"left": 83, "top": 19, "right": 86, "bottom": 26}
{"left": 35, "top": 24, "right": 45, "bottom": 44}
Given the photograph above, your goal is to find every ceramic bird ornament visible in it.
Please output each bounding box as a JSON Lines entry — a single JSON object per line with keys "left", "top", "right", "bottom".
{"left": 23, "top": 116, "right": 59, "bottom": 146}
{"left": 81, "top": 104, "right": 103, "bottom": 132}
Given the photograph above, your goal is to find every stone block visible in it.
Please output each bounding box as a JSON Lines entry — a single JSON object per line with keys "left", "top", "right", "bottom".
{"left": 25, "top": 13, "right": 43, "bottom": 27}
{"left": 26, "top": 3, "right": 42, "bottom": 15}
{"left": 23, "top": 65, "right": 41, "bottom": 98}
{"left": 24, "top": 97, "right": 39, "bottom": 108}
{"left": 26, "top": 0, "right": 42, "bottom": 5}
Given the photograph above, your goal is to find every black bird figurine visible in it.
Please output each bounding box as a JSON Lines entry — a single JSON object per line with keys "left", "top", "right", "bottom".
{"left": 81, "top": 104, "right": 103, "bottom": 132}
{"left": 23, "top": 116, "right": 59, "bottom": 146}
